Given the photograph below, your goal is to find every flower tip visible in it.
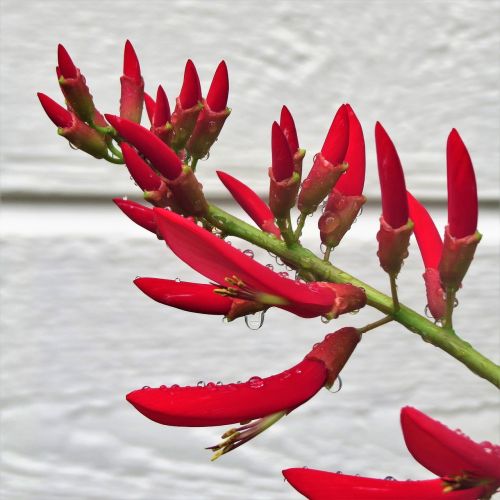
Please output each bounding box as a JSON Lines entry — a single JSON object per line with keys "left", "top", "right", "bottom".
{"left": 57, "top": 43, "right": 77, "bottom": 79}
{"left": 206, "top": 60, "right": 229, "bottom": 112}
{"left": 279, "top": 105, "right": 299, "bottom": 154}
{"left": 271, "top": 121, "right": 294, "bottom": 182}
{"left": 112, "top": 197, "right": 157, "bottom": 234}
{"left": 37, "top": 92, "right": 73, "bottom": 128}
{"left": 144, "top": 92, "right": 156, "bottom": 123}
{"left": 321, "top": 104, "right": 349, "bottom": 165}
{"left": 153, "top": 84, "right": 171, "bottom": 127}
{"left": 123, "top": 40, "right": 141, "bottom": 82}
{"left": 179, "top": 59, "right": 202, "bottom": 109}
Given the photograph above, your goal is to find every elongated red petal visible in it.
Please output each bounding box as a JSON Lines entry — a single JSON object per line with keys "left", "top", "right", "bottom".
{"left": 282, "top": 469, "right": 482, "bottom": 500}
{"left": 37, "top": 92, "right": 73, "bottom": 128}
{"left": 105, "top": 114, "right": 182, "bottom": 180}
{"left": 217, "top": 171, "right": 280, "bottom": 237}
{"left": 113, "top": 198, "right": 157, "bottom": 234}
{"left": 206, "top": 60, "right": 229, "bottom": 112}
{"left": 121, "top": 142, "right": 162, "bottom": 192}
{"left": 123, "top": 40, "right": 141, "bottom": 83}
{"left": 134, "top": 277, "right": 232, "bottom": 315}
{"left": 321, "top": 104, "right": 349, "bottom": 165}
{"left": 153, "top": 85, "right": 171, "bottom": 127}
{"left": 144, "top": 92, "right": 156, "bottom": 123}
{"left": 335, "top": 104, "right": 365, "bottom": 196}
{"left": 127, "top": 357, "right": 326, "bottom": 426}
{"left": 407, "top": 192, "right": 443, "bottom": 269}
{"left": 375, "top": 122, "right": 409, "bottom": 228}
{"left": 153, "top": 208, "right": 333, "bottom": 313}
{"left": 57, "top": 44, "right": 77, "bottom": 79}
{"left": 447, "top": 129, "right": 478, "bottom": 238}
{"left": 179, "top": 59, "right": 201, "bottom": 109}
{"left": 280, "top": 105, "right": 299, "bottom": 153}
{"left": 401, "top": 407, "right": 500, "bottom": 481}
{"left": 272, "top": 121, "right": 295, "bottom": 181}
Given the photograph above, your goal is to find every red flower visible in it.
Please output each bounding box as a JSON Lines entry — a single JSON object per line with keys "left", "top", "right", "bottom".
{"left": 283, "top": 407, "right": 499, "bottom": 499}
{"left": 153, "top": 208, "right": 366, "bottom": 319}
{"left": 152, "top": 85, "right": 171, "bottom": 128}
{"left": 120, "top": 40, "right": 144, "bottom": 123}
{"left": 127, "top": 328, "right": 360, "bottom": 459}
{"left": 216, "top": 171, "right": 281, "bottom": 237}
{"left": 121, "top": 142, "right": 162, "bottom": 192}
{"left": 205, "top": 60, "right": 229, "bottom": 112}
{"left": 143, "top": 91, "right": 156, "bottom": 124}
{"left": 113, "top": 198, "right": 158, "bottom": 235}
{"left": 280, "top": 105, "right": 305, "bottom": 175}
{"left": 271, "top": 121, "right": 295, "bottom": 182}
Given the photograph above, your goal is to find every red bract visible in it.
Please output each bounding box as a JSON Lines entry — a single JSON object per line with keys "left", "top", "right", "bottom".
{"left": 282, "top": 470, "right": 483, "bottom": 499}
{"left": 401, "top": 407, "right": 500, "bottom": 486}
{"left": 127, "top": 328, "right": 360, "bottom": 458}
{"left": 446, "top": 129, "right": 478, "bottom": 239}
{"left": 152, "top": 85, "right": 171, "bottom": 127}
{"left": 216, "top": 171, "right": 281, "bottom": 237}
{"left": 38, "top": 92, "right": 73, "bottom": 128}
{"left": 271, "top": 121, "right": 295, "bottom": 182}
{"left": 121, "top": 142, "right": 162, "bottom": 192}
{"left": 144, "top": 92, "right": 156, "bottom": 124}
{"left": 206, "top": 60, "right": 229, "bottom": 112}
{"left": 280, "top": 105, "right": 299, "bottom": 155}
{"left": 178, "top": 59, "right": 202, "bottom": 109}
{"left": 375, "top": 121, "right": 408, "bottom": 229}
{"left": 113, "top": 198, "right": 158, "bottom": 235}
{"left": 153, "top": 208, "right": 365, "bottom": 318}
{"left": 321, "top": 104, "right": 350, "bottom": 165}
{"left": 57, "top": 43, "right": 77, "bottom": 79}
{"left": 105, "top": 114, "right": 182, "bottom": 180}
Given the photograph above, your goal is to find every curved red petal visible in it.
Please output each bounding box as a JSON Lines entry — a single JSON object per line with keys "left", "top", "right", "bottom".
{"left": 121, "top": 142, "right": 162, "bottom": 192}
{"left": 375, "top": 122, "right": 409, "bottom": 228}
{"left": 280, "top": 105, "right": 299, "bottom": 153}
{"left": 401, "top": 407, "right": 500, "bottom": 481}
{"left": 37, "top": 92, "right": 73, "bottom": 129}
{"left": 179, "top": 59, "right": 201, "bottom": 109}
{"left": 216, "top": 171, "right": 280, "bottom": 237}
{"left": 153, "top": 208, "right": 332, "bottom": 313}
{"left": 144, "top": 92, "right": 156, "bottom": 124}
{"left": 134, "top": 277, "right": 232, "bottom": 315}
{"left": 113, "top": 198, "right": 157, "bottom": 234}
{"left": 206, "top": 60, "right": 229, "bottom": 112}
{"left": 57, "top": 44, "right": 77, "bottom": 79}
{"left": 105, "top": 114, "right": 182, "bottom": 180}
{"left": 335, "top": 104, "right": 365, "bottom": 196}
{"left": 282, "top": 469, "right": 482, "bottom": 500}
{"left": 127, "top": 358, "right": 326, "bottom": 426}
{"left": 447, "top": 129, "right": 478, "bottom": 238}
{"left": 321, "top": 104, "right": 349, "bottom": 165}
{"left": 123, "top": 40, "right": 141, "bottom": 83}
{"left": 153, "top": 85, "right": 171, "bottom": 127}
{"left": 271, "top": 121, "right": 295, "bottom": 181}
{"left": 407, "top": 192, "right": 443, "bottom": 269}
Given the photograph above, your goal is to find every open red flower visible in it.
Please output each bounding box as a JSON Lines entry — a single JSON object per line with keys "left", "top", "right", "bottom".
{"left": 127, "top": 327, "right": 360, "bottom": 459}
{"left": 283, "top": 407, "right": 499, "bottom": 499}
{"left": 153, "top": 208, "right": 366, "bottom": 319}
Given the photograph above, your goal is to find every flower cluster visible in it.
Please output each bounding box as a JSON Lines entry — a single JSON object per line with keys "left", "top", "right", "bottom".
{"left": 39, "top": 42, "right": 497, "bottom": 498}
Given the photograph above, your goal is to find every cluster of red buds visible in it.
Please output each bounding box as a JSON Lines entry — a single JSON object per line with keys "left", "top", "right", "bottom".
{"left": 39, "top": 42, "right": 498, "bottom": 498}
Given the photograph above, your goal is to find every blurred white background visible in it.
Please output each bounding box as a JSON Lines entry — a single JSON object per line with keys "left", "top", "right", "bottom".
{"left": 1, "top": 1, "right": 499, "bottom": 499}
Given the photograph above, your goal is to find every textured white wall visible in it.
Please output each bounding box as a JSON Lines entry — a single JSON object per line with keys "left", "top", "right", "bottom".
{"left": 1, "top": 1, "right": 499, "bottom": 499}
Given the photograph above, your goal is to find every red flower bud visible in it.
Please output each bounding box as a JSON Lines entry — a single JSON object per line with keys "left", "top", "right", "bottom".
{"left": 105, "top": 114, "right": 182, "bottom": 180}
{"left": 280, "top": 105, "right": 304, "bottom": 175}
{"left": 120, "top": 40, "right": 144, "bottom": 123}
{"left": 321, "top": 104, "right": 350, "bottom": 165}
{"left": 38, "top": 92, "right": 73, "bottom": 128}
{"left": 271, "top": 121, "right": 294, "bottom": 182}
{"left": 121, "top": 142, "right": 162, "bottom": 192}
{"left": 153, "top": 85, "right": 171, "bottom": 127}
{"left": 113, "top": 198, "right": 158, "bottom": 235}
{"left": 217, "top": 171, "right": 281, "bottom": 237}
{"left": 446, "top": 129, "right": 478, "bottom": 239}
{"left": 57, "top": 43, "right": 77, "bottom": 79}
{"left": 206, "top": 60, "right": 229, "bottom": 112}
{"left": 179, "top": 59, "right": 201, "bottom": 109}
{"left": 144, "top": 92, "right": 156, "bottom": 124}
{"left": 375, "top": 122, "right": 408, "bottom": 228}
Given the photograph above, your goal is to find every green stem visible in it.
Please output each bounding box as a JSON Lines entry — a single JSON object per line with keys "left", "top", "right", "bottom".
{"left": 358, "top": 315, "right": 393, "bottom": 334}
{"left": 205, "top": 203, "right": 500, "bottom": 388}
{"left": 389, "top": 273, "right": 400, "bottom": 312}
{"left": 276, "top": 216, "right": 295, "bottom": 246}
{"left": 323, "top": 245, "right": 332, "bottom": 262}
{"left": 104, "top": 153, "right": 124, "bottom": 165}
{"left": 294, "top": 212, "right": 307, "bottom": 240}
{"left": 444, "top": 287, "right": 456, "bottom": 331}
{"left": 191, "top": 157, "right": 199, "bottom": 172}
{"left": 107, "top": 140, "right": 123, "bottom": 159}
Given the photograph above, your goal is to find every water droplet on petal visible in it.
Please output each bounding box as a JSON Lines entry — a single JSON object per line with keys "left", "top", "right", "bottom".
{"left": 69, "top": 142, "right": 78, "bottom": 150}
{"left": 248, "top": 376, "right": 264, "bottom": 388}
{"left": 123, "top": 196, "right": 128, "bottom": 201}
{"left": 275, "top": 256, "right": 284, "bottom": 266}
{"left": 424, "top": 305, "right": 433, "bottom": 319}
{"left": 245, "top": 310, "right": 265, "bottom": 330}
{"left": 243, "top": 249, "right": 254, "bottom": 259}
{"left": 327, "top": 376, "right": 343, "bottom": 393}
{"left": 159, "top": 384, "right": 167, "bottom": 390}
{"left": 175, "top": 277, "right": 181, "bottom": 282}
{"left": 142, "top": 386, "right": 151, "bottom": 390}
{"left": 170, "top": 384, "right": 179, "bottom": 389}
{"left": 197, "top": 381, "right": 205, "bottom": 387}
{"left": 384, "top": 476, "right": 396, "bottom": 481}
{"left": 278, "top": 271, "right": 289, "bottom": 278}
{"left": 265, "top": 263, "right": 274, "bottom": 271}
{"left": 216, "top": 381, "right": 223, "bottom": 386}
{"left": 206, "top": 382, "right": 216, "bottom": 389}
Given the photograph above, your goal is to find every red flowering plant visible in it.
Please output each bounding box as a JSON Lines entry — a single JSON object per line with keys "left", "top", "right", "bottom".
{"left": 39, "top": 42, "right": 499, "bottom": 498}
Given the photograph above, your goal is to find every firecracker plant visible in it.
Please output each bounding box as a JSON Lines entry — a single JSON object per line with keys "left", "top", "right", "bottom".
{"left": 38, "top": 41, "right": 499, "bottom": 499}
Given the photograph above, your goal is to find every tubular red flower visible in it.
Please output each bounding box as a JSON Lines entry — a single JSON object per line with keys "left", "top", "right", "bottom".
{"left": 105, "top": 114, "right": 182, "bottom": 180}
{"left": 335, "top": 104, "right": 365, "bottom": 196}
{"left": 179, "top": 59, "right": 201, "bottom": 109}
{"left": 282, "top": 470, "right": 483, "bottom": 500}
{"left": 401, "top": 407, "right": 500, "bottom": 483}
{"left": 153, "top": 208, "right": 362, "bottom": 318}
{"left": 280, "top": 105, "right": 299, "bottom": 154}
{"left": 113, "top": 198, "right": 158, "bottom": 234}
{"left": 144, "top": 92, "right": 156, "bottom": 124}
{"left": 375, "top": 122, "right": 409, "bottom": 228}
{"left": 134, "top": 278, "right": 233, "bottom": 315}
{"left": 446, "top": 129, "right": 478, "bottom": 239}
{"left": 120, "top": 40, "right": 144, "bottom": 124}
{"left": 216, "top": 171, "right": 280, "bottom": 237}
{"left": 57, "top": 43, "right": 77, "bottom": 79}
{"left": 206, "top": 60, "right": 229, "bottom": 112}
{"left": 271, "top": 121, "right": 295, "bottom": 182}
{"left": 121, "top": 143, "right": 162, "bottom": 192}
{"left": 123, "top": 40, "right": 141, "bottom": 83}
{"left": 37, "top": 92, "right": 73, "bottom": 128}
{"left": 321, "top": 104, "right": 350, "bottom": 165}
{"left": 153, "top": 85, "right": 171, "bottom": 127}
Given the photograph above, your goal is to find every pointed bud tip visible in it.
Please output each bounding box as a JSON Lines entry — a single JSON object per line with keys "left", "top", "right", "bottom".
{"left": 271, "top": 122, "right": 294, "bottom": 181}
{"left": 37, "top": 92, "right": 73, "bottom": 128}
{"left": 206, "top": 60, "right": 229, "bottom": 112}
{"left": 123, "top": 40, "right": 141, "bottom": 82}
{"left": 57, "top": 44, "right": 77, "bottom": 79}
{"left": 179, "top": 59, "right": 201, "bottom": 108}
